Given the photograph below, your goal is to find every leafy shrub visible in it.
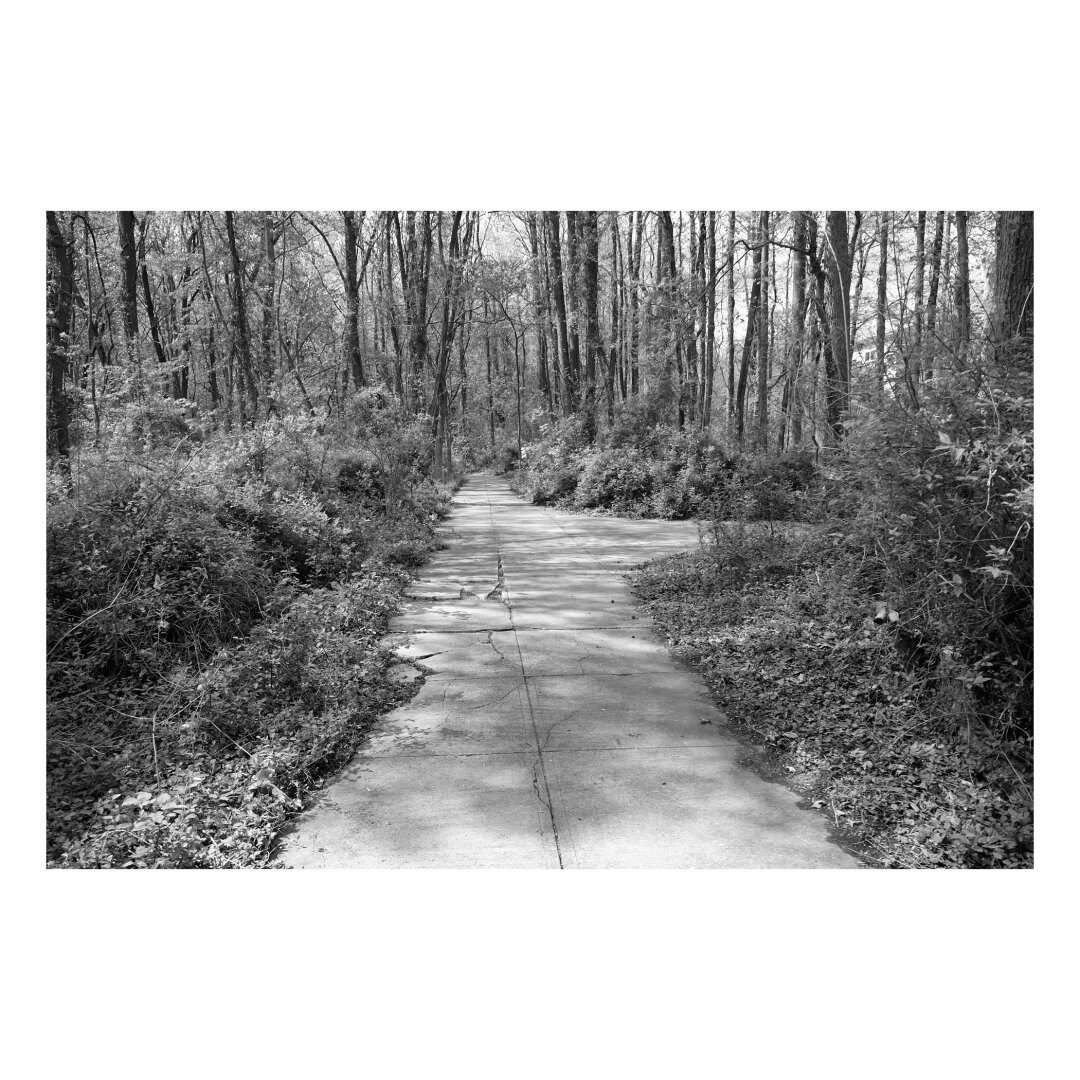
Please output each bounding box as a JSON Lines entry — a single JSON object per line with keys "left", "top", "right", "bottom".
{"left": 198, "top": 578, "right": 399, "bottom": 744}
{"left": 574, "top": 447, "right": 654, "bottom": 511}
{"left": 518, "top": 415, "right": 814, "bottom": 525}
{"left": 335, "top": 453, "right": 386, "bottom": 501}
{"left": 47, "top": 408, "right": 453, "bottom": 867}
{"left": 834, "top": 388, "right": 1034, "bottom": 742}
{"left": 497, "top": 444, "right": 520, "bottom": 474}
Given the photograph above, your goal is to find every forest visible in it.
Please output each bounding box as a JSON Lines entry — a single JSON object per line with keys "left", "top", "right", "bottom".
{"left": 45, "top": 209, "right": 1034, "bottom": 868}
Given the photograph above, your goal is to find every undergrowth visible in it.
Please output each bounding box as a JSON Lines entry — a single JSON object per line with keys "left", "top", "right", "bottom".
{"left": 627, "top": 385, "right": 1034, "bottom": 871}
{"left": 47, "top": 391, "right": 455, "bottom": 868}
{"left": 513, "top": 411, "right": 815, "bottom": 523}
{"left": 631, "top": 538, "right": 1032, "bottom": 868}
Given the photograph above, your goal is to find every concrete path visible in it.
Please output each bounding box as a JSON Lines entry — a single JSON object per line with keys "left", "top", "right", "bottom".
{"left": 273, "top": 474, "right": 861, "bottom": 869}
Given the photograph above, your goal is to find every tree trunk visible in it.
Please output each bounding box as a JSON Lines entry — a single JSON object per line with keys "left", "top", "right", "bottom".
{"left": 991, "top": 210, "right": 1034, "bottom": 343}
{"left": 545, "top": 211, "right": 573, "bottom": 412}
{"left": 736, "top": 217, "right": 760, "bottom": 445}
{"left": 726, "top": 211, "right": 736, "bottom": 431}
{"left": 46, "top": 211, "right": 74, "bottom": 465}
{"left": 138, "top": 217, "right": 174, "bottom": 398}
{"left": 779, "top": 211, "right": 808, "bottom": 451}
{"left": 823, "top": 211, "right": 856, "bottom": 444}
{"left": 702, "top": 211, "right": 717, "bottom": 430}
{"left": 431, "top": 212, "right": 465, "bottom": 478}
{"left": 565, "top": 211, "right": 583, "bottom": 403}
{"left": 629, "top": 211, "right": 644, "bottom": 397}
{"left": 607, "top": 211, "right": 620, "bottom": 421}
{"left": 117, "top": 210, "right": 140, "bottom": 376}
{"left": 175, "top": 214, "right": 198, "bottom": 401}
{"left": 924, "top": 210, "right": 945, "bottom": 381}
{"left": 485, "top": 294, "right": 496, "bottom": 449}
{"left": 396, "top": 211, "right": 432, "bottom": 410}
{"left": 538, "top": 217, "right": 561, "bottom": 411}
{"left": 342, "top": 210, "right": 365, "bottom": 389}
{"left": 991, "top": 210, "right": 1034, "bottom": 370}
{"left": 908, "top": 210, "right": 926, "bottom": 401}
{"left": 261, "top": 212, "right": 276, "bottom": 386}
{"left": 658, "top": 211, "right": 684, "bottom": 427}
{"left": 954, "top": 210, "right": 971, "bottom": 368}
{"left": 876, "top": 211, "right": 888, "bottom": 402}
{"left": 755, "top": 210, "right": 770, "bottom": 449}
{"left": 225, "top": 211, "right": 259, "bottom": 421}
{"left": 526, "top": 213, "right": 553, "bottom": 419}
{"left": 581, "top": 210, "right": 601, "bottom": 418}
{"left": 383, "top": 214, "right": 404, "bottom": 396}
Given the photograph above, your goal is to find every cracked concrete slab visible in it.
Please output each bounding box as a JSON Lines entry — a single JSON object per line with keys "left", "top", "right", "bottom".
{"left": 273, "top": 474, "right": 862, "bottom": 870}
{"left": 512, "top": 627, "right": 675, "bottom": 675}
{"left": 524, "top": 673, "right": 733, "bottom": 750}
{"left": 542, "top": 747, "right": 857, "bottom": 869}
{"left": 361, "top": 676, "right": 532, "bottom": 757}
{"left": 386, "top": 630, "right": 521, "bottom": 678}
{"left": 277, "top": 752, "right": 561, "bottom": 868}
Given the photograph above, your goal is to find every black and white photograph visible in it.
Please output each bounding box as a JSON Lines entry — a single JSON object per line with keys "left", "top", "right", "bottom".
{"left": 10, "top": 4, "right": 1071, "bottom": 1077}
{"left": 44, "top": 208, "right": 1033, "bottom": 871}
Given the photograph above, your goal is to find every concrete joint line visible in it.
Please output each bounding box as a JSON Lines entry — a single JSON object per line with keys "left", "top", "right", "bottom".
{"left": 486, "top": 486, "right": 564, "bottom": 869}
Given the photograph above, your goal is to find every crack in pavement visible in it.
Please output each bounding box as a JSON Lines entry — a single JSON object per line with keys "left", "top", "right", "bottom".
{"left": 477, "top": 629, "right": 512, "bottom": 663}
{"left": 487, "top": 492, "right": 564, "bottom": 868}
{"left": 464, "top": 682, "right": 523, "bottom": 710}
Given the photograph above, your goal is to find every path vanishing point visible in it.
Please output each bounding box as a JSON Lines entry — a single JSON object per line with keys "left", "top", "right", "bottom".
{"left": 274, "top": 474, "right": 861, "bottom": 869}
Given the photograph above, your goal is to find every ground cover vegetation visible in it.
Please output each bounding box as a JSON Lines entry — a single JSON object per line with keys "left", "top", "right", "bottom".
{"left": 47, "top": 392, "right": 454, "bottom": 867}
{"left": 47, "top": 210, "right": 1032, "bottom": 868}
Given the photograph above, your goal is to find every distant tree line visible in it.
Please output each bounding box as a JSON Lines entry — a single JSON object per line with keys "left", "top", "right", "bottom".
{"left": 46, "top": 211, "right": 1033, "bottom": 474}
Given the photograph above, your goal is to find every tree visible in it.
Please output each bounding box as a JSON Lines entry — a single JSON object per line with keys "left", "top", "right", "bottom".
{"left": 823, "top": 210, "right": 858, "bottom": 444}
{"left": 755, "top": 211, "right": 770, "bottom": 449}
{"left": 991, "top": 211, "right": 1034, "bottom": 347}
{"left": 924, "top": 210, "right": 945, "bottom": 381}
{"left": 606, "top": 212, "right": 621, "bottom": 418}
{"left": 726, "top": 212, "right": 736, "bottom": 431}
{"left": 46, "top": 212, "right": 74, "bottom": 465}
{"left": 225, "top": 210, "right": 259, "bottom": 421}
{"left": 342, "top": 211, "right": 366, "bottom": 390}
{"left": 735, "top": 215, "right": 760, "bottom": 444}
{"left": 581, "top": 210, "right": 602, "bottom": 418}
{"left": 117, "top": 211, "right": 140, "bottom": 370}
{"left": 629, "top": 212, "right": 644, "bottom": 398}
{"left": 875, "top": 211, "right": 888, "bottom": 401}
{"left": 909, "top": 210, "right": 926, "bottom": 396}
{"left": 431, "top": 211, "right": 473, "bottom": 476}
{"left": 545, "top": 211, "right": 573, "bottom": 412}
{"left": 525, "top": 212, "right": 554, "bottom": 419}
{"left": 657, "top": 210, "right": 685, "bottom": 426}
{"left": 779, "top": 210, "right": 808, "bottom": 450}
{"left": 954, "top": 210, "right": 971, "bottom": 368}
{"left": 702, "top": 211, "right": 717, "bottom": 430}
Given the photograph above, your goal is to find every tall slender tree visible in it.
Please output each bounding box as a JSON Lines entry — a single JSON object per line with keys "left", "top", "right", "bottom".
{"left": 954, "top": 210, "right": 971, "bottom": 368}
{"left": 225, "top": 210, "right": 259, "bottom": 421}
{"left": 726, "top": 212, "right": 736, "bottom": 430}
{"left": 823, "top": 211, "right": 858, "bottom": 443}
{"left": 342, "top": 211, "right": 365, "bottom": 390}
{"left": 875, "top": 211, "right": 889, "bottom": 402}
{"left": 545, "top": 211, "right": 574, "bottom": 411}
{"left": 581, "top": 210, "right": 601, "bottom": 420}
{"left": 46, "top": 212, "right": 75, "bottom": 464}
{"left": 924, "top": 210, "right": 945, "bottom": 381}
{"left": 702, "top": 211, "right": 717, "bottom": 430}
